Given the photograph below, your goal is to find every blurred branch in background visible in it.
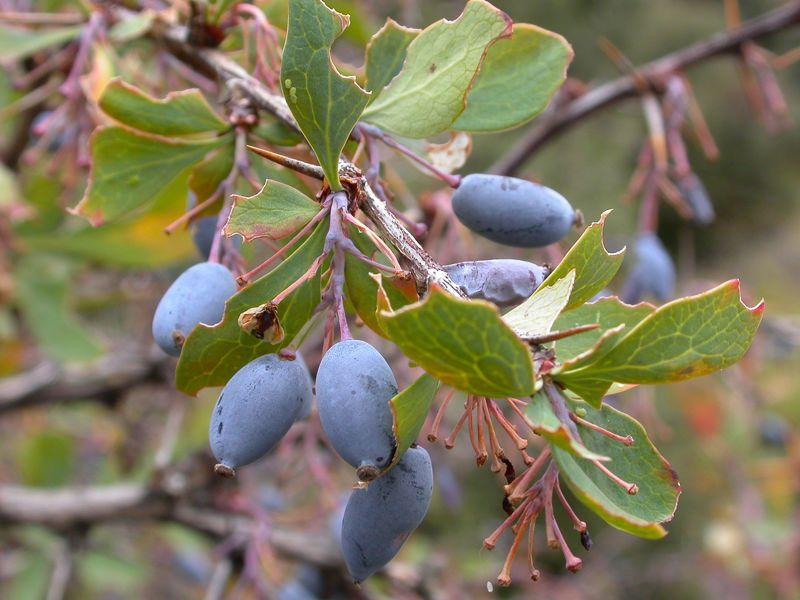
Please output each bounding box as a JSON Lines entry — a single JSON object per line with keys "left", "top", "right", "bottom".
{"left": 0, "top": 346, "right": 167, "bottom": 414}
{"left": 490, "top": 1, "right": 800, "bottom": 175}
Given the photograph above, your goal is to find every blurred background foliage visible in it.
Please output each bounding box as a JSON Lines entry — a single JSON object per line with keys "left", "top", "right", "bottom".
{"left": 0, "top": 0, "right": 799, "bottom": 598}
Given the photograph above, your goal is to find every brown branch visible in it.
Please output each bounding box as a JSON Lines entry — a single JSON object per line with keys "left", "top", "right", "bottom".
{"left": 146, "top": 15, "right": 464, "bottom": 298}
{"left": 0, "top": 11, "right": 86, "bottom": 26}
{"left": 0, "top": 481, "right": 341, "bottom": 567}
{"left": 0, "top": 347, "right": 168, "bottom": 414}
{"left": 490, "top": 1, "right": 800, "bottom": 176}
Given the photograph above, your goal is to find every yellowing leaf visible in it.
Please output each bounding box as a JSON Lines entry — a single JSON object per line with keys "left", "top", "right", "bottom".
{"left": 503, "top": 270, "right": 575, "bottom": 339}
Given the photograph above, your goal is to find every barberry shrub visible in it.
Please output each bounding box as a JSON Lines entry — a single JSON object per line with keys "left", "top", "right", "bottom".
{"left": 6, "top": 0, "right": 767, "bottom": 587}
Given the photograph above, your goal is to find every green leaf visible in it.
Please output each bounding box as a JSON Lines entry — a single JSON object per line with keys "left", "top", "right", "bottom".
{"left": 73, "top": 127, "right": 229, "bottom": 225}
{"left": 376, "top": 284, "right": 534, "bottom": 398}
{"left": 14, "top": 256, "right": 102, "bottom": 363}
{"left": 557, "top": 281, "right": 764, "bottom": 407}
{"left": 343, "top": 229, "right": 417, "bottom": 337}
{"left": 0, "top": 24, "right": 82, "bottom": 61}
{"left": 18, "top": 431, "right": 75, "bottom": 487}
{"left": 553, "top": 404, "right": 681, "bottom": 539}
{"left": 188, "top": 144, "right": 235, "bottom": 203}
{"left": 175, "top": 218, "right": 328, "bottom": 395}
{"left": 252, "top": 119, "right": 305, "bottom": 147}
{"left": 108, "top": 10, "right": 155, "bottom": 42}
{"left": 99, "top": 78, "right": 228, "bottom": 136}
{"left": 362, "top": 0, "right": 511, "bottom": 138}
{"left": 364, "top": 19, "right": 419, "bottom": 100}
{"left": 503, "top": 270, "right": 575, "bottom": 339}
{"left": 22, "top": 175, "right": 197, "bottom": 268}
{"left": 225, "top": 180, "right": 321, "bottom": 241}
{"left": 388, "top": 374, "right": 440, "bottom": 468}
{"left": 280, "top": 0, "right": 370, "bottom": 189}
{"left": 454, "top": 24, "right": 572, "bottom": 132}
{"left": 525, "top": 394, "right": 608, "bottom": 461}
{"left": 540, "top": 210, "right": 624, "bottom": 310}
{"left": 552, "top": 297, "right": 654, "bottom": 366}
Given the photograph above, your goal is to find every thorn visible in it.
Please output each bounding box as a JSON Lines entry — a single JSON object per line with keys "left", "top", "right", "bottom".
{"left": 524, "top": 323, "right": 600, "bottom": 345}
{"left": 247, "top": 145, "right": 324, "bottom": 179}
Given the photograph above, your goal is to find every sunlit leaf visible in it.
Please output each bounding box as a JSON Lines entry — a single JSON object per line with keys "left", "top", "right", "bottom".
{"left": 503, "top": 270, "right": 574, "bottom": 339}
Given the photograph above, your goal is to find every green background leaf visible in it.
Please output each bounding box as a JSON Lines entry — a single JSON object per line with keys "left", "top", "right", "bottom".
{"left": 553, "top": 404, "right": 681, "bottom": 539}
{"left": 14, "top": 256, "right": 102, "bottom": 363}
{"left": 377, "top": 286, "right": 534, "bottom": 398}
{"left": 175, "top": 219, "right": 328, "bottom": 395}
{"left": 0, "top": 24, "right": 81, "bottom": 61}
{"left": 362, "top": 0, "right": 511, "bottom": 138}
{"left": 454, "top": 23, "right": 573, "bottom": 132}
{"left": 73, "top": 127, "right": 229, "bottom": 225}
{"left": 99, "top": 79, "right": 228, "bottom": 137}
{"left": 280, "top": 0, "right": 370, "bottom": 188}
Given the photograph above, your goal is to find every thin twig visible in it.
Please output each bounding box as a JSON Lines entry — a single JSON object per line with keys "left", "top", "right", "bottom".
{"left": 490, "top": 1, "right": 800, "bottom": 175}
